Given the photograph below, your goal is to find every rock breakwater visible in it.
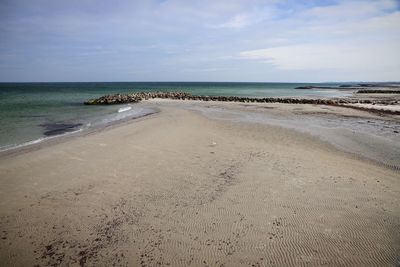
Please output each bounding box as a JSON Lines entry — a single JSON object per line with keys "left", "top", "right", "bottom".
{"left": 357, "top": 90, "right": 400, "bottom": 94}
{"left": 84, "top": 92, "right": 192, "bottom": 105}
{"left": 84, "top": 91, "right": 400, "bottom": 115}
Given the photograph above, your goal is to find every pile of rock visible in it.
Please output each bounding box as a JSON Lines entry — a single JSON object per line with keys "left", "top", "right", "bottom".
{"left": 84, "top": 91, "right": 398, "bottom": 110}
{"left": 84, "top": 91, "right": 192, "bottom": 105}
{"left": 188, "top": 95, "right": 343, "bottom": 105}
{"left": 357, "top": 90, "right": 400, "bottom": 94}
{"left": 84, "top": 94, "right": 141, "bottom": 105}
{"left": 294, "top": 86, "right": 314, "bottom": 89}
{"left": 132, "top": 91, "right": 192, "bottom": 100}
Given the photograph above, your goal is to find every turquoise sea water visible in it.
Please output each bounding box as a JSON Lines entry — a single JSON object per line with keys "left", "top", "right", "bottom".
{"left": 0, "top": 82, "right": 352, "bottom": 150}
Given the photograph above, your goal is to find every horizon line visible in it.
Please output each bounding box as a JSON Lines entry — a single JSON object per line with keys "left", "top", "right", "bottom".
{"left": 1, "top": 80, "right": 399, "bottom": 84}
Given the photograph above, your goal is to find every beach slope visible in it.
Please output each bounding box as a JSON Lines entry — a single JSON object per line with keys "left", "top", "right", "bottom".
{"left": 0, "top": 106, "right": 399, "bottom": 266}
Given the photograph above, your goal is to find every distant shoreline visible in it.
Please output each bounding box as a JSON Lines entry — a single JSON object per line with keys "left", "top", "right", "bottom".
{"left": 1, "top": 81, "right": 399, "bottom": 85}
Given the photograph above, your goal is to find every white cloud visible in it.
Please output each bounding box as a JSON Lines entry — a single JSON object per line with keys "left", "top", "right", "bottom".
{"left": 237, "top": 1, "right": 400, "bottom": 80}
{"left": 216, "top": 14, "right": 252, "bottom": 29}
{"left": 240, "top": 42, "right": 400, "bottom": 73}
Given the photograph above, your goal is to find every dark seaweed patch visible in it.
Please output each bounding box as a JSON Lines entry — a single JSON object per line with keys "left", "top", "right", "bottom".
{"left": 40, "top": 122, "right": 83, "bottom": 136}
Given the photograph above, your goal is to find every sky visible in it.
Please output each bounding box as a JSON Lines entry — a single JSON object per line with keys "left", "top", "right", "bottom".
{"left": 0, "top": 0, "right": 399, "bottom": 82}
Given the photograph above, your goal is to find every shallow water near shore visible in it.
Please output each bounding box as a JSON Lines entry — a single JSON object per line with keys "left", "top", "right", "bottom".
{"left": 0, "top": 102, "right": 156, "bottom": 152}
{"left": 180, "top": 102, "right": 400, "bottom": 169}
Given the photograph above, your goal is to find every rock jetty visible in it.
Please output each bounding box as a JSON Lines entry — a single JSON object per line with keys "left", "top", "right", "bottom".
{"left": 357, "top": 90, "right": 400, "bottom": 94}
{"left": 294, "top": 86, "right": 313, "bottom": 89}
{"left": 84, "top": 91, "right": 400, "bottom": 115}
{"left": 84, "top": 92, "right": 192, "bottom": 105}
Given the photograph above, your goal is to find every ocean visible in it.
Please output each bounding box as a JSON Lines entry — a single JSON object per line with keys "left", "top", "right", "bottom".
{"left": 0, "top": 82, "right": 351, "bottom": 150}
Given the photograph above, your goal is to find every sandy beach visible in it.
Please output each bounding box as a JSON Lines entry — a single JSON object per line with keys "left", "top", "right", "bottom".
{"left": 0, "top": 101, "right": 399, "bottom": 266}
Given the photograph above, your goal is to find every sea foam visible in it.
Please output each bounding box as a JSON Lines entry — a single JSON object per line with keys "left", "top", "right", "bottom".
{"left": 118, "top": 106, "right": 132, "bottom": 113}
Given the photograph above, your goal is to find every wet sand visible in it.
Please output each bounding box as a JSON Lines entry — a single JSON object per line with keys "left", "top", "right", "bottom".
{"left": 0, "top": 103, "right": 399, "bottom": 266}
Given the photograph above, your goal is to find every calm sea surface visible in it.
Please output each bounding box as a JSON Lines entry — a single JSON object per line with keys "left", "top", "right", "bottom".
{"left": 0, "top": 82, "right": 351, "bottom": 150}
